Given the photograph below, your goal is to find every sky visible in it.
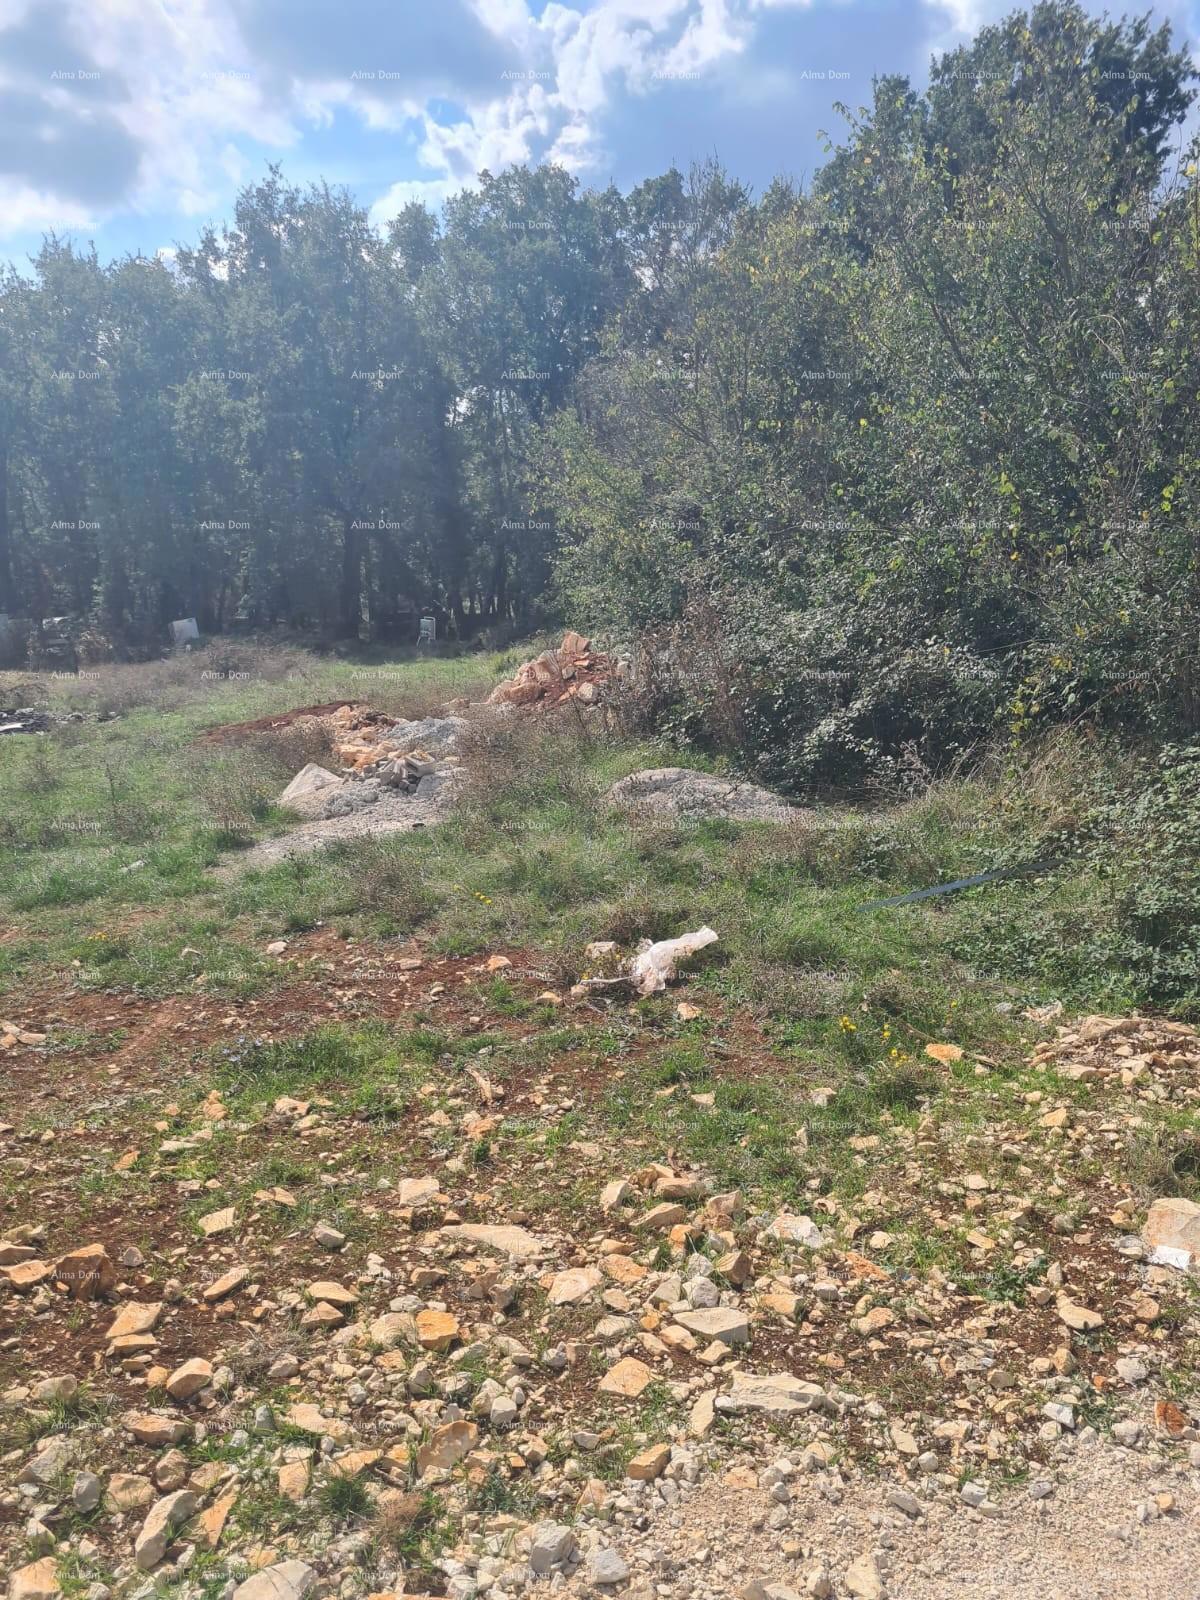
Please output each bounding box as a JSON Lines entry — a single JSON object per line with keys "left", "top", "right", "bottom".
{"left": 0, "top": 0, "right": 1196, "bottom": 268}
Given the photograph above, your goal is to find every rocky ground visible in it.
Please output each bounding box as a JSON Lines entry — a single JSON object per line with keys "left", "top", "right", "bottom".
{"left": 4, "top": 933, "right": 1200, "bottom": 1600}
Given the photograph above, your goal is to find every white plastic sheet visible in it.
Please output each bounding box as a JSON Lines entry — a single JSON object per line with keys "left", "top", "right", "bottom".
{"left": 628, "top": 926, "right": 718, "bottom": 995}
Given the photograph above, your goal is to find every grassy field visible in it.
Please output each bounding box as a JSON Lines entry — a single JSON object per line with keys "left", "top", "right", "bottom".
{"left": 0, "top": 641, "right": 1160, "bottom": 1026}
{"left": 0, "top": 643, "right": 1177, "bottom": 1207}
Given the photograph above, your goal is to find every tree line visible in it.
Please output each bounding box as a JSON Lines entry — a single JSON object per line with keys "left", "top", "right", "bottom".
{"left": 0, "top": 160, "right": 635, "bottom": 644}
{"left": 2, "top": 1, "right": 1199, "bottom": 781}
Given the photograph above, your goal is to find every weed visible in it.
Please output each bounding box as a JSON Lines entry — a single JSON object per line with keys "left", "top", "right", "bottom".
{"left": 316, "top": 1472, "right": 375, "bottom": 1526}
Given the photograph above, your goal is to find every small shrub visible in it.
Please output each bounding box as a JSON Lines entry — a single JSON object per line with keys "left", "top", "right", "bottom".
{"left": 13, "top": 740, "right": 62, "bottom": 795}
{"left": 325, "top": 841, "right": 438, "bottom": 928}
{"left": 185, "top": 747, "right": 277, "bottom": 841}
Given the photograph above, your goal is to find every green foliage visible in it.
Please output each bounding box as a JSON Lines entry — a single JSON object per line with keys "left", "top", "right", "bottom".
{"left": 1088, "top": 744, "right": 1200, "bottom": 1002}
{"left": 540, "top": 5, "right": 1200, "bottom": 789}
{"left": 316, "top": 1473, "right": 374, "bottom": 1526}
{"left": 2, "top": 167, "right": 631, "bottom": 643}
{"left": 960, "top": 741, "right": 1200, "bottom": 1009}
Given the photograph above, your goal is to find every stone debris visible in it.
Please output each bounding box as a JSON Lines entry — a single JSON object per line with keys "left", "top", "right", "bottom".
{"left": 441, "top": 1222, "right": 550, "bottom": 1260}
{"left": 9, "top": 1558, "right": 60, "bottom": 1600}
{"left": 844, "top": 1553, "right": 887, "bottom": 1599}
{"left": 232, "top": 1561, "right": 317, "bottom": 1600}
{"left": 277, "top": 762, "right": 345, "bottom": 817}
{"left": 720, "top": 1373, "right": 826, "bottom": 1416}
{"left": 599, "top": 1356, "right": 654, "bottom": 1397}
{"left": 674, "top": 1306, "right": 750, "bottom": 1344}
{"left": 629, "top": 926, "right": 720, "bottom": 996}
{"left": 1142, "top": 1196, "right": 1200, "bottom": 1270}
{"left": 608, "top": 766, "right": 804, "bottom": 823}
{"left": 133, "top": 1488, "right": 198, "bottom": 1569}
{"left": 587, "top": 1546, "right": 630, "bottom": 1586}
{"left": 274, "top": 716, "right": 467, "bottom": 823}
{"left": 53, "top": 1242, "right": 116, "bottom": 1300}
{"left": 1029, "top": 1013, "right": 1200, "bottom": 1085}
{"left": 766, "top": 1213, "right": 825, "bottom": 1249}
{"left": 487, "top": 632, "right": 619, "bottom": 710}
{"left": 6, "top": 966, "right": 1200, "bottom": 1600}
{"left": 529, "top": 1521, "right": 578, "bottom": 1574}
{"left": 164, "top": 1356, "right": 213, "bottom": 1400}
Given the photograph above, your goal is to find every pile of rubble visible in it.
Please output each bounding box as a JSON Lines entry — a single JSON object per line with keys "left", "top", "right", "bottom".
{"left": 1028, "top": 1014, "right": 1200, "bottom": 1101}
{"left": 487, "top": 632, "right": 623, "bottom": 710}
{"left": 278, "top": 715, "right": 468, "bottom": 821}
{"left": 0, "top": 706, "right": 50, "bottom": 735}
{"left": 608, "top": 768, "right": 805, "bottom": 824}
{"left": 320, "top": 705, "right": 466, "bottom": 774}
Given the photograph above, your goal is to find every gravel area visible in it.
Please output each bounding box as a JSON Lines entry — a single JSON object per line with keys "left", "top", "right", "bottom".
{"left": 558, "top": 1408, "right": 1200, "bottom": 1599}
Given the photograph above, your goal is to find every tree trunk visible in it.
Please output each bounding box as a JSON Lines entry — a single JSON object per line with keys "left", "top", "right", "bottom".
{"left": 0, "top": 440, "right": 13, "bottom": 608}
{"left": 339, "top": 515, "right": 362, "bottom": 638}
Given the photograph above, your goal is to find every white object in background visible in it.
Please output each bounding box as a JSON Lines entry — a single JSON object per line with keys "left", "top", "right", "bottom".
{"left": 629, "top": 927, "right": 719, "bottom": 996}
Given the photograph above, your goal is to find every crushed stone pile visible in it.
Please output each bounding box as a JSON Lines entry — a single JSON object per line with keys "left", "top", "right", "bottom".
{"left": 608, "top": 766, "right": 806, "bottom": 824}
{"left": 328, "top": 706, "right": 469, "bottom": 773}
{"left": 1028, "top": 1014, "right": 1200, "bottom": 1094}
{"left": 487, "top": 631, "right": 624, "bottom": 710}
{"left": 276, "top": 714, "right": 469, "bottom": 825}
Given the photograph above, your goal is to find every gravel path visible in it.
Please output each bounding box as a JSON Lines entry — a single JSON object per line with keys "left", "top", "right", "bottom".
{"left": 559, "top": 1411, "right": 1200, "bottom": 1599}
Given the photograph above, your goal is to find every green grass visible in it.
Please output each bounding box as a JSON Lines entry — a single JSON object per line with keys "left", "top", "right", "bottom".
{"left": 0, "top": 652, "right": 1169, "bottom": 1114}
{"left": 316, "top": 1472, "right": 375, "bottom": 1526}
{"left": 7, "top": 662, "right": 1143, "bottom": 1229}
{"left": 0, "top": 1383, "right": 114, "bottom": 1452}
{"left": 0, "top": 645, "right": 509, "bottom": 994}
{"left": 210, "top": 1022, "right": 464, "bottom": 1126}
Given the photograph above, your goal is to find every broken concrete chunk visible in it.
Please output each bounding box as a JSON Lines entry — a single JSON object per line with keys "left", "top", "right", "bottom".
{"left": 674, "top": 1307, "right": 750, "bottom": 1345}
{"left": 278, "top": 765, "right": 345, "bottom": 817}
{"left": 1143, "top": 1196, "right": 1200, "bottom": 1270}
{"left": 720, "top": 1372, "right": 825, "bottom": 1415}
{"left": 134, "top": 1489, "right": 198, "bottom": 1570}
{"left": 767, "top": 1213, "right": 825, "bottom": 1249}
{"left": 54, "top": 1243, "right": 116, "bottom": 1300}
{"left": 441, "top": 1223, "right": 548, "bottom": 1260}
{"left": 608, "top": 768, "right": 802, "bottom": 824}
{"left": 232, "top": 1561, "right": 317, "bottom": 1600}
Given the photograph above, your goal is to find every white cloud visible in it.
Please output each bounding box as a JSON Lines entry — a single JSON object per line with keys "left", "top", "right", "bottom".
{"left": 659, "top": 0, "right": 747, "bottom": 77}
{"left": 369, "top": 175, "right": 461, "bottom": 225}
{"left": 0, "top": 0, "right": 764, "bottom": 240}
{"left": 0, "top": 179, "right": 94, "bottom": 236}
{"left": 0, "top": 0, "right": 304, "bottom": 238}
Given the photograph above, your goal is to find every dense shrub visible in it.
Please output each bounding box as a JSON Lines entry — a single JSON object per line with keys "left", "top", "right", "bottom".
{"left": 958, "top": 741, "right": 1200, "bottom": 1009}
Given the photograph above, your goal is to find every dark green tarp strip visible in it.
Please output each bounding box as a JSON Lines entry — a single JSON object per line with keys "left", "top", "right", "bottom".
{"left": 857, "top": 859, "right": 1058, "bottom": 911}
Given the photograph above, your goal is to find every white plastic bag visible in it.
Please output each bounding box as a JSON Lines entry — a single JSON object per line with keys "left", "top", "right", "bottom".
{"left": 628, "top": 926, "right": 718, "bottom": 995}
